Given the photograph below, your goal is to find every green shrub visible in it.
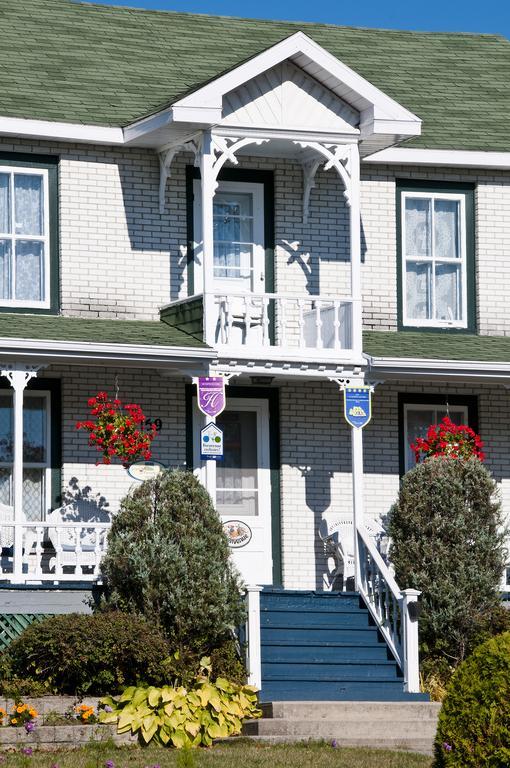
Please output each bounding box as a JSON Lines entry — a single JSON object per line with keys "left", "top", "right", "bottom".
{"left": 99, "top": 656, "right": 261, "bottom": 748}
{"left": 8, "top": 611, "right": 170, "bottom": 695}
{"left": 388, "top": 457, "right": 507, "bottom": 665}
{"left": 434, "top": 631, "right": 510, "bottom": 767}
{"left": 100, "top": 469, "right": 245, "bottom": 661}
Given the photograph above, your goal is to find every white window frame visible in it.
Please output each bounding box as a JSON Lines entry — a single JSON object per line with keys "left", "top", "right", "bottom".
{"left": 403, "top": 402, "right": 469, "bottom": 473}
{"left": 193, "top": 179, "right": 265, "bottom": 295}
{"left": 401, "top": 190, "right": 468, "bottom": 329}
{"left": 0, "top": 390, "right": 52, "bottom": 520}
{"left": 0, "top": 165, "right": 51, "bottom": 309}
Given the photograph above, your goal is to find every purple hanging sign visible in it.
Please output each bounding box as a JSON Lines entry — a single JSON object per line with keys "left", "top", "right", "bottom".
{"left": 197, "top": 376, "right": 226, "bottom": 418}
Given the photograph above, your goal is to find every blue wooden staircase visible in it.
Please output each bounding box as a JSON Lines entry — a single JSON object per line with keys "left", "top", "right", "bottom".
{"left": 259, "top": 589, "right": 428, "bottom": 701}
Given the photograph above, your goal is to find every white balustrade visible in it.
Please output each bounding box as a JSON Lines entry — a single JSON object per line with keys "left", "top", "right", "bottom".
{"left": 211, "top": 292, "right": 356, "bottom": 357}
{"left": 357, "top": 524, "right": 421, "bottom": 693}
{"left": 0, "top": 521, "right": 110, "bottom": 583}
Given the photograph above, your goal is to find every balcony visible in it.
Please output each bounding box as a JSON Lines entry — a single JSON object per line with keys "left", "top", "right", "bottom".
{"left": 161, "top": 292, "right": 361, "bottom": 364}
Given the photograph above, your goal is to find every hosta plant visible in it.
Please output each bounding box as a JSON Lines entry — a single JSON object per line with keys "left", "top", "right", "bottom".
{"left": 76, "top": 391, "right": 157, "bottom": 466}
{"left": 99, "top": 657, "right": 260, "bottom": 748}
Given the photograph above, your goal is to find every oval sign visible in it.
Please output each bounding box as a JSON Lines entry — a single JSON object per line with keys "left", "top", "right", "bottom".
{"left": 223, "top": 520, "right": 252, "bottom": 549}
{"left": 128, "top": 460, "right": 165, "bottom": 482}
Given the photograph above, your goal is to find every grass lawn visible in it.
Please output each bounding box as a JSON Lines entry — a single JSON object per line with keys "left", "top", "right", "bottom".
{"left": 0, "top": 739, "right": 433, "bottom": 768}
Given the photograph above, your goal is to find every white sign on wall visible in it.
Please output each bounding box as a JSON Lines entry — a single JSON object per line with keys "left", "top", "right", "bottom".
{"left": 200, "top": 422, "right": 224, "bottom": 460}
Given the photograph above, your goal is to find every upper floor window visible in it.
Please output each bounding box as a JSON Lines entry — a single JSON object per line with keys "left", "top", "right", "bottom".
{"left": 0, "top": 155, "right": 58, "bottom": 313}
{"left": 398, "top": 182, "right": 475, "bottom": 332}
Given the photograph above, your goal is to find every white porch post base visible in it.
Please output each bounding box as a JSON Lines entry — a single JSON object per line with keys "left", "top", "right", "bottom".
{"left": 402, "top": 588, "right": 421, "bottom": 693}
{"left": 0, "top": 364, "right": 43, "bottom": 581}
{"left": 245, "top": 584, "right": 263, "bottom": 690}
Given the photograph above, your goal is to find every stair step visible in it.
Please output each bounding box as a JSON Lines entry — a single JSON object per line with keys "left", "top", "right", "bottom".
{"left": 261, "top": 627, "right": 381, "bottom": 644}
{"left": 243, "top": 718, "right": 438, "bottom": 739}
{"left": 261, "top": 593, "right": 362, "bottom": 612}
{"left": 262, "top": 644, "right": 391, "bottom": 663}
{"left": 261, "top": 611, "right": 373, "bottom": 629}
{"left": 262, "top": 701, "right": 441, "bottom": 720}
{"left": 259, "top": 681, "right": 428, "bottom": 702}
{"left": 262, "top": 662, "right": 402, "bottom": 682}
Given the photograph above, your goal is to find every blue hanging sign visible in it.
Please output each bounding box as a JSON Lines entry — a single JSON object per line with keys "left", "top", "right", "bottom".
{"left": 344, "top": 386, "right": 372, "bottom": 429}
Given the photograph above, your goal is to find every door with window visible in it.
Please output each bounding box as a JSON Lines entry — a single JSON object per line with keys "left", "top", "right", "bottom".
{"left": 0, "top": 391, "right": 51, "bottom": 520}
{"left": 193, "top": 180, "right": 266, "bottom": 295}
{"left": 403, "top": 403, "right": 469, "bottom": 473}
{"left": 194, "top": 398, "right": 273, "bottom": 584}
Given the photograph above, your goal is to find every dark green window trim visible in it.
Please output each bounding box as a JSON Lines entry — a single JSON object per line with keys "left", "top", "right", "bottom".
{"left": 396, "top": 180, "right": 476, "bottom": 334}
{"left": 0, "top": 152, "right": 59, "bottom": 315}
{"left": 0, "top": 377, "right": 62, "bottom": 511}
{"left": 186, "top": 166, "right": 275, "bottom": 296}
{"left": 397, "top": 392, "right": 478, "bottom": 477}
{"left": 185, "top": 383, "right": 282, "bottom": 586}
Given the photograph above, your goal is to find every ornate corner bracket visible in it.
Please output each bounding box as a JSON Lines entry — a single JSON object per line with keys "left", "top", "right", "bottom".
{"left": 158, "top": 135, "right": 203, "bottom": 213}
{"left": 294, "top": 141, "right": 354, "bottom": 210}
{"left": 0, "top": 363, "right": 46, "bottom": 391}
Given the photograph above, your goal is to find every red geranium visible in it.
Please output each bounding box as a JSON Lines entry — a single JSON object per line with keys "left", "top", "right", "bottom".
{"left": 411, "top": 416, "right": 485, "bottom": 463}
{"left": 76, "top": 392, "right": 157, "bottom": 467}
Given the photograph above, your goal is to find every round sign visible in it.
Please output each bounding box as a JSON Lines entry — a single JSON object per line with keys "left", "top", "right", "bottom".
{"left": 222, "top": 520, "right": 252, "bottom": 549}
{"left": 127, "top": 460, "right": 165, "bottom": 481}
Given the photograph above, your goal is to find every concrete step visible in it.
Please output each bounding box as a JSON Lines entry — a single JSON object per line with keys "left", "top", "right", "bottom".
{"left": 261, "top": 701, "right": 441, "bottom": 720}
{"left": 244, "top": 718, "right": 438, "bottom": 739}
{"left": 241, "top": 734, "right": 436, "bottom": 755}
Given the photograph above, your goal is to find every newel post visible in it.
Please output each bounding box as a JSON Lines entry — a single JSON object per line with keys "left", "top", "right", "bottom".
{"left": 200, "top": 131, "right": 217, "bottom": 346}
{"left": 245, "top": 584, "right": 263, "bottom": 690}
{"left": 402, "top": 588, "right": 421, "bottom": 693}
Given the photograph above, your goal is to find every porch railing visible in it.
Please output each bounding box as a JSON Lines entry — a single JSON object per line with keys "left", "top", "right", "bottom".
{"left": 208, "top": 292, "right": 358, "bottom": 358}
{"left": 0, "top": 522, "right": 110, "bottom": 583}
{"left": 357, "top": 524, "right": 421, "bottom": 693}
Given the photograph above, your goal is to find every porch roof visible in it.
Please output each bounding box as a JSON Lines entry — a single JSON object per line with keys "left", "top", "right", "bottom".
{"left": 364, "top": 330, "right": 510, "bottom": 365}
{"left": 2, "top": 0, "right": 510, "bottom": 152}
{"left": 0, "top": 313, "right": 208, "bottom": 349}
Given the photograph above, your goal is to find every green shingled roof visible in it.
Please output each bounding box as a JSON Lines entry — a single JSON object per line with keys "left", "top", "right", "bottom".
{"left": 2, "top": 0, "right": 510, "bottom": 151}
{"left": 363, "top": 331, "right": 510, "bottom": 363}
{"left": 0, "top": 313, "right": 208, "bottom": 348}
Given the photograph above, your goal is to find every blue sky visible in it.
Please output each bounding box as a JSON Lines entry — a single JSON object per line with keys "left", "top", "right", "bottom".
{"left": 81, "top": 0, "right": 510, "bottom": 37}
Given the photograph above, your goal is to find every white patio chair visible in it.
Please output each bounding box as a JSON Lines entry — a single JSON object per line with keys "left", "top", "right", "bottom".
{"left": 319, "top": 512, "right": 385, "bottom": 591}
{"left": 46, "top": 503, "right": 108, "bottom": 576}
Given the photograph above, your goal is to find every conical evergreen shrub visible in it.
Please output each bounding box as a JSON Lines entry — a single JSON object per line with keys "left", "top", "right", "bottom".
{"left": 101, "top": 469, "right": 245, "bottom": 659}
{"left": 388, "top": 457, "right": 507, "bottom": 666}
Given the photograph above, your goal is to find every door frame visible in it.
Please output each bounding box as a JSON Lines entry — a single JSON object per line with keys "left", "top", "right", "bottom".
{"left": 186, "top": 384, "right": 281, "bottom": 585}
{"left": 186, "top": 166, "right": 275, "bottom": 297}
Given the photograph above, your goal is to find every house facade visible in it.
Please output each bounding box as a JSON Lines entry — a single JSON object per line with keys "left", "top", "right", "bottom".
{"left": 0, "top": 0, "right": 509, "bottom": 697}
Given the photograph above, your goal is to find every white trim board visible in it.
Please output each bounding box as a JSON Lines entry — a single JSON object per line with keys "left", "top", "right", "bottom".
{"left": 0, "top": 116, "right": 123, "bottom": 145}
{"left": 364, "top": 147, "right": 510, "bottom": 169}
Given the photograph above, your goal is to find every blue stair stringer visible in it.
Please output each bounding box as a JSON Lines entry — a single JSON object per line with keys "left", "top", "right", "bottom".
{"left": 259, "top": 590, "right": 429, "bottom": 702}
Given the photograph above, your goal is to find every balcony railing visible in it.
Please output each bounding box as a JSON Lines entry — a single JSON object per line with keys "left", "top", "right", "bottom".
{"left": 206, "top": 292, "right": 358, "bottom": 359}
{"left": 0, "top": 521, "right": 110, "bottom": 583}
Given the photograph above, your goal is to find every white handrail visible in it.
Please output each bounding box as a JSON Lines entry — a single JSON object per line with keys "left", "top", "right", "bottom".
{"left": 357, "top": 524, "right": 421, "bottom": 693}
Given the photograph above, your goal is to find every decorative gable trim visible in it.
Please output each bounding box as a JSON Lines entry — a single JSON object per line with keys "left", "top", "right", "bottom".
{"left": 171, "top": 32, "right": 421, "bottom": 140}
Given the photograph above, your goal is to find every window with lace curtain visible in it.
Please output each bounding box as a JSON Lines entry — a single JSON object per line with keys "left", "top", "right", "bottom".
{"left": 397, "top": 182, "right": 475, "bottom": 331}
{"left": 0, "top": 155, "right": 58, "bottom": 312}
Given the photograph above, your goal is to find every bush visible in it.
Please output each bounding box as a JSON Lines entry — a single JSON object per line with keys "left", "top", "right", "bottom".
{"left": 388, "top": 457, "right": 507, "bottom": 665}
{"left": 100, "top": 470, "right": 245, "bottom": 661}
{"left": 99, "top": 656, "right": 261, "bottom": 748}
{"left": 434, "top": 631, "right": 510, "bottom": 767}
{"left": 8, "top": 611, "right": 170, "bottom": 695}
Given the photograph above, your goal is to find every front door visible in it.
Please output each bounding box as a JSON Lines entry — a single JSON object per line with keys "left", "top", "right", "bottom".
{"left": 194, "top": 397, "right": 273, "bottom": 584}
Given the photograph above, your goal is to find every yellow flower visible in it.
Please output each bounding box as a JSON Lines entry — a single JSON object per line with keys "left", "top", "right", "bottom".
{"left": 15, "top": 706, "right": 24, "bottom": 714}
{"left": 82, "top": 711, "right": 90, "bottom": 720}
{"left": 11, "top": 718, "right": 17, "bottom": 724}
{"left": 28, "top": 708, "right": 37, "bottom": 718}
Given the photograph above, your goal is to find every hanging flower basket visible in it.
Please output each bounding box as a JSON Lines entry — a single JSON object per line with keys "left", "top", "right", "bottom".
{"left": 76, "top": 392, "right": 157, "bottom": 467}
{"left": 411, "top": 415, "right": 485, "bottom": 463}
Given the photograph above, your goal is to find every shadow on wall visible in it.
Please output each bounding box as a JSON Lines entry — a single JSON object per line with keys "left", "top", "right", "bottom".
{"left": 61, "top": 477, "right": 112, "bottom": 523}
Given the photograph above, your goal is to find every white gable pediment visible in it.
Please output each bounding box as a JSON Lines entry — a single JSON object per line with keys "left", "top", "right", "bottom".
{"left": 222, "top": 61, "right": 359, "bottom": 133}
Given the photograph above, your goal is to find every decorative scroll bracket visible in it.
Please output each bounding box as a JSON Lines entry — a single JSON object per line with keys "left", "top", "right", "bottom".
{"left": 0, "top": 363, "right": 45, "bottom": 391}
{"left": 301, "top": 158, "right": 322, "bottom": 224}
{"left": 294, "top": 141, "right": 354, "bottom": 207}
{"left": 158, "top": 135, "right": 202, "bottom": 213}
{"left": 209, "top": 135, "right": 270, "bottom": 192}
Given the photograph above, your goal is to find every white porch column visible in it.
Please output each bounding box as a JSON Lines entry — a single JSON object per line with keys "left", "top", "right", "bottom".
{"left": 200, "top": 130, "right": 217, "bottom": 346}
{"left": 349, "top": 142, "right": 363, "bottom": 358}
{"left": 0, "top": 364, "right": 42, "bottom": 580}
{"left": 245, "top": 584, "right": 263, "bottom": 689}
{"left": 402, "top": 588, "right": 421, "bottom": 693}
{"left": 351, "top": 423, "right": 364, "bottom": 590}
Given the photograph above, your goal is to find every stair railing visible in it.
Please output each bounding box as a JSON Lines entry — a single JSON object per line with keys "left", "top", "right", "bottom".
{"left": 357, "top": 524, "right": 421, "bottom": 693}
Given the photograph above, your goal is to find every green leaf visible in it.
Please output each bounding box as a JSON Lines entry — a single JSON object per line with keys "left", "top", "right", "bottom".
{"left": 171, "top": 729, "right": 188, "bottom": 748}
{"left": 148, "top": 687, "right": 161, "bottom": 708}
{"left": 119, "top": 686, "right": 136, "bottom": 702}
